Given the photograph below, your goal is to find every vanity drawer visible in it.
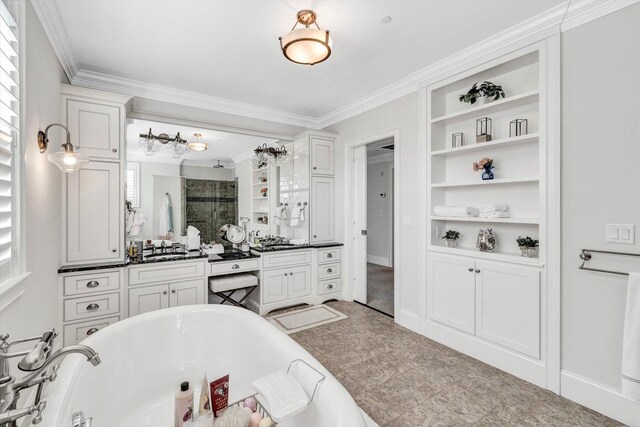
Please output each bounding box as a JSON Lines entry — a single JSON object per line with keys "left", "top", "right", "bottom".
{"left": 318, "top": 278, "right": 342, "bottom": 296}
{"left": 318, "top": 248, "right": 341, "bottom": 263}
{"left": 63, "top": 270, "right": 121, "bottom": 296}
{"left": 129, "top": 260, "right": 205, "bottom": 286}
{"left": 63, "top": 316, "right": 119, "bottom": 346}
{"left": 318, "top": 263, "right": 341, "bottom": 280}
{"left": 262, "top": 250, "right": 311, "bottom": 269}
{"left": 209, "top": 259, "right": 260, "bottom": 276}
{"left": 64, "top": 292, "right": 120, "bottom": 322}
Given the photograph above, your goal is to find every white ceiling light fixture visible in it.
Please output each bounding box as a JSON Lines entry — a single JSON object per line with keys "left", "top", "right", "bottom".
{"left": 279, "top": 9, "right": 333, "bottom": 66}
{"left": 188, "top": 133, "right": 208, "bottom": 152}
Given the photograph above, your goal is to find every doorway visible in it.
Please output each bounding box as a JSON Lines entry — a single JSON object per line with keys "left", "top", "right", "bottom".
{"left": 352, "top": 138, "right": 396, "bottom": 317}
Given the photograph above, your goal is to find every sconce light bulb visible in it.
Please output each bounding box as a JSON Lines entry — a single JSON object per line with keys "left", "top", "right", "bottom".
{"left": 63, "top": 153, "right": 77, "bottom": 166}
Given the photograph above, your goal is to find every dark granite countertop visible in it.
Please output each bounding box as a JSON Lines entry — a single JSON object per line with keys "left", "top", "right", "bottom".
{"left": 58, "top": 261, "right": 129, "bottom": 274}
{"left": 250, "top": 242, "right": 343, "bottom": 253}
{"left": 207, "top": 251, "right": 260, "bottom": 263}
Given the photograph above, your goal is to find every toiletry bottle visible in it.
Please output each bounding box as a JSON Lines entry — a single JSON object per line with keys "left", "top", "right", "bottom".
{"left": 175, "top": 381, "right": 194, "bottom": 427}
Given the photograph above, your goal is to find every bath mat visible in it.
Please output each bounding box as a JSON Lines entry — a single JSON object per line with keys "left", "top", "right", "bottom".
{"left": 267, "top": 305, "right": 347, "bottom": 334}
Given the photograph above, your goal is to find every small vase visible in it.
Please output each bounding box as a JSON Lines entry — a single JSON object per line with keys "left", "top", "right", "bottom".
{"left": 445, "top": 239, "right": 458, "bottom": 248}
{"left": 481, "top": 167, "right": 494, "bottom": 180}
{"left": 520, "top": 246, "right": 538, "bottom": 258}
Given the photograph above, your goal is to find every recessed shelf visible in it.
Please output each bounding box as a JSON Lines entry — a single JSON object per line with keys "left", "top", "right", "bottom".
{"left": 429, "top": 216, "right": 539, "bottom": 225}
{"left": 431, "top": 133, "right": 539, "bottom": 157}
{"left": 253, "top": 182, "right": 268, "bottom": 186}
{"left": 428, "top": 245, "right": 543, "bottom": 267}
{"left": 253, "top": 197, "right": 268, "bottom": 200}
{"left": 431, "top": 177, "right": 539, "bottom": 188}
{"left": 252, "top": 168, "right": 268, "bottom": 173}
{"left": 430, "top": 90, "right": 539, "bottom": 125}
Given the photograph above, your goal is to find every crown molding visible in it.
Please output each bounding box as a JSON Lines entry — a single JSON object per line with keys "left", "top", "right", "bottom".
{"left": 560, "top": 0, "right": 640, "bottom": 32}
{"left": 33, "top": 0, "right": 639, "bottom": 131}
{"left": 30, "top": 0, "right": 78, "bottom": 81}
{"left": 72, "top": 69, "right": 319, "bottom": 129}
{"left": 181, "top": 159, "right": 235, "bottom": 169}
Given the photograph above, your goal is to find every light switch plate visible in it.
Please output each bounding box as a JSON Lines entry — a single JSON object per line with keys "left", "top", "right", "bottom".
{"left": 606, "top": 224, "right": 635, "bottom": 244}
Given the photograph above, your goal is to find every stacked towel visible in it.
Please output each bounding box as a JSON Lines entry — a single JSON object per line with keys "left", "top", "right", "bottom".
{"left": 433, "top": 206, "right": 479, "bottom": 218}
{"left": 622, "top": 272, "right": 640, "bottom": 400}
{"left": 479, "top": 203, "right": 510, "bottom": 218}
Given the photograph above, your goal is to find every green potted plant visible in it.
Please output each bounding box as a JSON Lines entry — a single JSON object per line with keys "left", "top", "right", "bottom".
{"left": 442, "top": 230, "right": 460, "bottom": 248}
{"left": 459, "top": 81, "right": 505, "bottom": 105}
{"left": 516, "top": 236, "right": 539, "bottom": 258}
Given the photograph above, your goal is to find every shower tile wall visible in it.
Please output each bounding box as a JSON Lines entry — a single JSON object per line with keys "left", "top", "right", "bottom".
{"left": 185, "top": 179, "right": 238, "bottom": 247}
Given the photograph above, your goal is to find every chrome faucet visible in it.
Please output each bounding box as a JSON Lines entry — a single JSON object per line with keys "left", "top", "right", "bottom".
{"left": 0, "top": 331, "right": 101, "bottom": 427}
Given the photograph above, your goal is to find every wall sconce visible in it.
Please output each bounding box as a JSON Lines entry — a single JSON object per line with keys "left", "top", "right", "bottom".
{"left": 37, "top": 123, "right": 89, "bottom": 173}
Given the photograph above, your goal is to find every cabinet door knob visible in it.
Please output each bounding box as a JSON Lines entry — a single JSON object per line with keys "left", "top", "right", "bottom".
{"left": 327, "top": 268, "right": 333, "bottom": 273}
{"left": 112, "top": 249, "right": 117, "bottom": 253}
{"left": 86, "top": 328, "right": 99, "bottom": 335}
{"left": 313, "top": 166, "right": 317, "bottom": 170}
{"left": 475, "top": 269, "right": 481, "bottom": 273}
{"left": 284, "top": 273, "right": 288, "bottom": 276}
{"left": 468, "top": 267, "right": 474, "bottom": 272}
{"left": 232, "top": 264, "right": 240, "bottom": 269}
{"left": 313, "top": 235, "right": 317, "bottom": 238}
{"left": 163, "top": 290, "right": 168, "bottom": 295}
{"left": 327, "top": 284, "right": 334, "bottom": 289}
{"left": 86, "top": 280, "right": 99, "bottom": 288}
{"left": 327, "top": 253, "right": 333, "bottom": 258}
{"left": 171, "top": 289, "right": 176, "bottom": 294}
{"left": 112, "top": 148, "right": 118, "bottom": 153}
{"left": 86, "top": 303, "right": 99, "bottom": 311}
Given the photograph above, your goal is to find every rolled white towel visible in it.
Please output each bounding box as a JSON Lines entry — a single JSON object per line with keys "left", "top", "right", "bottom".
{"left": 479, "top": 211, "right": 510, "bottom": 218}
{"left": 433, "top": 206, "right": 479, "bottom": 217}
{"left": 479, "top": 203, "right": 508, "bottom": 213}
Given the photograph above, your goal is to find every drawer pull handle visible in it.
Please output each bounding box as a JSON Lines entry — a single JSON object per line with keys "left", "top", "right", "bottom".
{"left": 86, "top": 328, "right": 99, "bottom": 335}
{"left": 112, "top": 249, "right": 117, "bottom": 253}
{"left": 327, "top": 268, "right": 333, "bottom": 273}
{"left": 468, "top": 267, "right": 474, "bottom": 272}
{"left": 327, "top": 284, "right": 334, "bottom": 289}
{"left": 475, "top": 269, "right": 481, "bottom": 273}
{"left": 327, "top": 253, "right": 333, "bottom": 258}
{"left": 171, "top": 289, "right": 176, "bottom": 294}
{"left": 86, "top": 303, "right": 99, "bottom": 311}
{"left": 232, "top": 264, "right": 240, "bottom": 269}
{"left": 86, "top": 281, "right": 99, "bottom": 288}
{"left": 163, "top": 291, "right": 168, "bottom": 295}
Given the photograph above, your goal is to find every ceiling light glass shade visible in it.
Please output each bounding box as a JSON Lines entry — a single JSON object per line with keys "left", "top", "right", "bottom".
{"left": 47, "top": 150, "right": 89, "bottom": 173}
{"left": 139, "top": 138, "right": 161, "bottom": 156}
{"left": 280, "top": 28, "right": 332, "bottom": 65}
{"left": 188, "top": 133, "right": 208, "bottom": 152}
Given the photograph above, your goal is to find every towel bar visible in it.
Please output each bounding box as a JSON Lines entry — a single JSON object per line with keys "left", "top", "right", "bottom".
{"left": 579, "top": 249, "right": 640, "bottom": 276}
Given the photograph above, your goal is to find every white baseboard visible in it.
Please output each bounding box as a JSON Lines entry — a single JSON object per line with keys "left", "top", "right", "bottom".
{"left": 367, "top": 255, "right": 391, "bottom": 267}
{"left": 561, "top": 370, "right": 640, "bottom": 427}
{"left": 395, "top": 309, "right": 420, "bottom": 333}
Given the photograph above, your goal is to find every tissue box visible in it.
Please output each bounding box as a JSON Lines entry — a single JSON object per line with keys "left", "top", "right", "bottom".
{"left": 186, "top": 235, "right": 201, "bottom": 251}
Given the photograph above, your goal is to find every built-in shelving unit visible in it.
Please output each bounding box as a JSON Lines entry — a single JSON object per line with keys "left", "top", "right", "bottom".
{"left": 431, "top": 133, "right": 539, "bottom": 157}
{"left": 251, "top": 165, "right": 272, "bottom": 236}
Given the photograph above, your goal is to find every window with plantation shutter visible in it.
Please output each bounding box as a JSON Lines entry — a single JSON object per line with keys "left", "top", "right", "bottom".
{"left": 126, "top": 162, "right": 140, "bottom": 208}
{"left": 0, "top": 2, "right": 18, "bottom": 283}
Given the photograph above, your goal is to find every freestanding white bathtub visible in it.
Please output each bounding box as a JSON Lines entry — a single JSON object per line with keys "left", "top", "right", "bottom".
{"left": 41, "top": 305, "right": 367, "bottom": 427}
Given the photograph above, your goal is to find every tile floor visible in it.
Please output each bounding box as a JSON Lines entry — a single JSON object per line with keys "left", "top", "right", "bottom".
{"left": 287, "top": 301, "right": 622, "bottom": 427}
{"left": 367, "top": 263, "right": 394, "bottom": 316}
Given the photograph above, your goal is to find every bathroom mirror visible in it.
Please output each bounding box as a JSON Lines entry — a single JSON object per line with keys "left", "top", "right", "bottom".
{"left": 125, "top": 119, "right": 279, "bottom": 246}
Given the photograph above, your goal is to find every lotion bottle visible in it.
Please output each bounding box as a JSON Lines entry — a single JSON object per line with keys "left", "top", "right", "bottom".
{"left": 175, "top": 381, "right": 194, "bottom": 427}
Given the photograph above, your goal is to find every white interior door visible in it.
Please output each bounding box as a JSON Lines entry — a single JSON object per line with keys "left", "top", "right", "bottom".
{"left": 352, "top": 146, "right": 367, "bottom": 303}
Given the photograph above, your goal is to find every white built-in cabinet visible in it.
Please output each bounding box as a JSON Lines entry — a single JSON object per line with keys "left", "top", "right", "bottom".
{"left": 261, "top": 265, "right": 312, "bottom": 304}
{"left": 128, "top": 278, "right": 205, "bottom": 317}
{"left": 61, "top": 85, "right": 130, "bottom": 264}
{"left": 310, "top": 137, "right": 334, "bottom": 175}
{"left": 310, "top": 176, "right": 335, "bottom": 242}
{"left": 427, "top": 253, "right": 541, "bottom": 358}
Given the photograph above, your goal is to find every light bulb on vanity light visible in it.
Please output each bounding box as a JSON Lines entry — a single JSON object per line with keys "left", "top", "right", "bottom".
{"left": 37, "top": 123, "right": 89, "bottom": 173}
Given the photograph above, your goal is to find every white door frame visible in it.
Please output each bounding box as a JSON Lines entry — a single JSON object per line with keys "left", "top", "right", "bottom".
{"left": 343, "top": 128, "right": 400, "bottom": 316}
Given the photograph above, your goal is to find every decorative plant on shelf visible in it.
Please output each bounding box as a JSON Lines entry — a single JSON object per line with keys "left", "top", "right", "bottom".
{"left": 459, "top": 81, "right": 505, "bottom": 105}
{"left": 442, "top": 230, "right": 460, "bottom": 248}
{"left": 516, "top": 236, "right": 539, "bottom": 258}
{"left": 473, "top": 157, "right": 495, "bottom": 180}
{"left": 260, "top": 188, "right": 268, "bottom": 197}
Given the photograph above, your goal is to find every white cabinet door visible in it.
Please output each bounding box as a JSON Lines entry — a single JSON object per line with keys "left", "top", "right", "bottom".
{"left": 310, "top": 137, "right": 334, "bottom": 175}
{"left": 65, "top": 161, "right": 122, "bottom": 263}
{"left": 287, "top": 265, "right": 312, "bottom": 300}
{"left": 475, "top": 261, "right": 541, "bottom": 358}
{"left": 262, "top": 268, "right": 288, "bottom": 304}
{"left": 427, "top": 253, "right": 476, "bottom": 334}
{"left": 129, "top": 284, "right": 169, "bottom": 317}
{"left": 170, "top": 279, "right": 205, "bottom": 307}
{"left": 65, "top": 99, "right": 122, "bottom": 160}
{"left": 310, "top": 176, "right": 334, "bottom": 243}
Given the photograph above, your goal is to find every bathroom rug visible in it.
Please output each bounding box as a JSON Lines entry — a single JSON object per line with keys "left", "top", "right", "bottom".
{"left": 267, "top": 304, "right": 347, "bottom": 334}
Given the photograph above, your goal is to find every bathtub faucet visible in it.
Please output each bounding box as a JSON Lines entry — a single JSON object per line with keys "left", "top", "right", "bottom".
{"left": 0, "top": 331, "right": 100, "bottom": 426}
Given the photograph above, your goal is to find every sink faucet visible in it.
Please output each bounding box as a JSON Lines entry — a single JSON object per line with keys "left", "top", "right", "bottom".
{"left": 0, "top": 331, "right": 100, "bottom": 426}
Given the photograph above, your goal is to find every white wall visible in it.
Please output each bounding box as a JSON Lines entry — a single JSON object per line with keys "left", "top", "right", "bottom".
{"left": 366, "top": 160, "right": 393, "bottom": 267}
{"left": 561, "top": 3, "right": 640, "bottom": 391}
{"left": 0, "top": 1, "right": 67, "bottom": 341}
{"left": 180, "top": 164, "right": 234, "bottom": 181}
{"left": 234, "top": 158, "right": 252, "bottom": 222}
{"left": 325, "top": 93, "right": 419, "bottom": 328}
